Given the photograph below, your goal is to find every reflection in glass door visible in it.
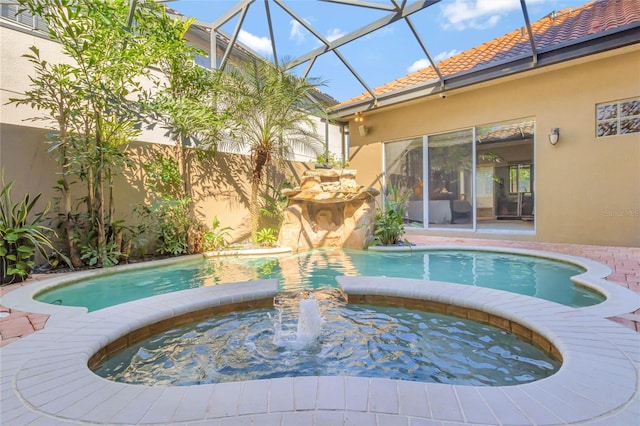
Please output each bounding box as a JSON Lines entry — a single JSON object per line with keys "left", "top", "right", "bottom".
{"left": 426, "top": 129, "right": 473, "bottom": 229}
{"left": 476, "top": 118, "right": 535, "bottom": 230}
{"left": 476, "top": 165, "right": 495, "bottom": 219}
{"left": 381, "top": 118, "right": 535, "bottom": 233}
{"left": 383, "top": 138, "right": 423, "bottom": 225}
{"left": 508, "top": 163, "right": 534, "bottom": 218}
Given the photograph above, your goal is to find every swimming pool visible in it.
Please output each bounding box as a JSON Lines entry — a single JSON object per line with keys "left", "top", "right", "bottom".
{"left": 36, "top": 248, "right": 602, "bottom": 311}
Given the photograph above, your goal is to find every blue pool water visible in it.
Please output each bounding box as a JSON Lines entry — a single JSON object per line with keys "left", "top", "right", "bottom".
{"left": 36, "top": 248, "right": 602, "bottom": 311}
{"left": 92, "top": 301, "right": 561, "bottom": 386}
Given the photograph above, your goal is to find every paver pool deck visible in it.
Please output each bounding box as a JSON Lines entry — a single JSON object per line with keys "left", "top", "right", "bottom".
{"left": 1, "top": 235, "right": 639, "bottom": 425}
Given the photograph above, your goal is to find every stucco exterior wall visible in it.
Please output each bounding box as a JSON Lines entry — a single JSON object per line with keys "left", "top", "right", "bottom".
{"left": 0, "top": 122, "right": 311, "bottom": 249}
{"left": 347, "top": 47, "right": 640, "bottom": 247}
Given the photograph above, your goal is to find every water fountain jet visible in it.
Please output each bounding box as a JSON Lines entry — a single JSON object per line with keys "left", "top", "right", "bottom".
{"left": 295, "top": 297, "right": 322, "bottom": 347}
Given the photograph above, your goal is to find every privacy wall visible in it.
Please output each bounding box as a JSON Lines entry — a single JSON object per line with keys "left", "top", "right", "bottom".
{"left": 0, "top": 123, "right": 311, "bottom": 251}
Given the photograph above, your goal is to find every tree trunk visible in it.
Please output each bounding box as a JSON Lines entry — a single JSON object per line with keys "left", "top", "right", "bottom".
{"left": 58, "top": 135, "right": 82, "bottom": 267}
{"left": 175, "top": 136, "right": 187, "bottom": 199}
{"left": 85, "top": 117, "right": 95, "bottom": 224}
{"left": 250, "top": 177, "right": 260, "bottom": 246}
{"left": 61, "top": 169, "right": 82, "bottom": 267}
{"left": 86, "top": 166, "right": 94, "bottom": 223}
{"left": 108, "top": 168, "right": 115, "bottom": 227}
{"left": 95, "top": 114, "right": 106, "bottom": 265}
{"left": 250, "top": 148, "right": 269, "bottom": 245}
{"left": 96, "top": 172, "right": 105, "bottom": 265}
{"left": 182, "top": 146, "right": 192, "bottom": 201}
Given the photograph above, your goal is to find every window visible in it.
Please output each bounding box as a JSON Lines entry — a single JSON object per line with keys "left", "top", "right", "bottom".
{"left": 596, "top": 98, "right": 640, "bottom": 137}
{"left": 194, "top": 54, "right": 211, "bottom": 69}
{"left": 1, "top": 4, "right": 48, "bottom": 32}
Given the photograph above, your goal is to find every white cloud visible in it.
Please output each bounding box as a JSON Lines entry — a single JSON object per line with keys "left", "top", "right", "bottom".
{"left": 238, "top": 30, "right": 272, "bottom": 56}
{"left": 407, "top": 48, "right": 462, "bottom": 73}
{"left": 407, "top": 58, "right": 430, "bottom": 73}
{"left": 469, "top": 14, "right": 503, "bottom": 30}
{"left": 326, "top": 28, "right": 346, "bottom": 42}
{"left": 290, "top": 19, "right": 306, "bottom": 43}
{"left": 440, "top": 0, "right": 538, "bottom": 30}
{"left": 434, "top": 49, "right": 461, "bottom": 62}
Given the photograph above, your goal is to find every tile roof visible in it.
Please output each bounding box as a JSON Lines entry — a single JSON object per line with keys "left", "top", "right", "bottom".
{"left": 333, "top": 0, "right": 640, "bottom": 109}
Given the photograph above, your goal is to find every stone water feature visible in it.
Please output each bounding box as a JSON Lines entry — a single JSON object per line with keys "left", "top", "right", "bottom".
{"left": 277, "top": 169, "right": 379, "bottom": 251}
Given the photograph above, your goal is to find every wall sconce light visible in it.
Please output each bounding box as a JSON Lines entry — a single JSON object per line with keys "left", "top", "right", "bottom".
{"left": 548, "top": 128, "right": 560, "bottom": 145}
{"left": 358, "top": 125, "right": 369, "bottom": 136}
{"left": 354, "top": 112, "right": 364, "bottom": 122}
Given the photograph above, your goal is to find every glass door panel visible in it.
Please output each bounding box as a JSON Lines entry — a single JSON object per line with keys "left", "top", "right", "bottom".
{"left": 476, "top": 165, "right": 495, "bottom": 219}
{"left": 383, "top": 138, "right": 424, "bottom": 225}
{"left": 475, "top": 118, "right": 535, "bottom": 230}
{"left": 427, "top": 129, "right": 473, "bottom": 228}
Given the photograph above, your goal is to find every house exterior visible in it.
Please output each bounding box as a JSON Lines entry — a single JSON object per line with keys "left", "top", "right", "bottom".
{"left": 330, "top": 0, "right": 640, "bottom": 247}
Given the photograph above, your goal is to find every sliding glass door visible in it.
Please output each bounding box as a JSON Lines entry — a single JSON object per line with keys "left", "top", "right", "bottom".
{"left": 426, "top": 129, "right": 474, "bottom": 229}
{"left": 381, "top": 118, "right": 535, "bottom": 232}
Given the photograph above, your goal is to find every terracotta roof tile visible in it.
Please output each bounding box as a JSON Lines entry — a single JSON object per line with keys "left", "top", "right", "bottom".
{"left": 333, "top": 0, "right": 640, "bottom": 109}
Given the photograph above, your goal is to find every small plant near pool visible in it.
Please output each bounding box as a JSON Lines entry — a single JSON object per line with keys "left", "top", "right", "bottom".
{"left": 315, "top": 151, "right": 348, "bottom": 168}
{"left": 0, "top": 172, "right": 66, "bottom": 283}
{"left": 202, "top": 217, "right": 233, "bottom": 251}
{"left": 137, "top": 197, "right": 200, "bottom": 255}
{"left": 256, "top": 227, "right": 278, "bottom": 247}
{"left": 256, "top": 179, "right": 293, "bottom": 248}
{"left": 373, "top": 183, "right": 411, "bottom": 246}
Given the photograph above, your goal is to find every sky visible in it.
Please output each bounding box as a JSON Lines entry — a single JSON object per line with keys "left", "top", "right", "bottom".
{"left": 169, "top": 0, "right": 588, "bottom": 102}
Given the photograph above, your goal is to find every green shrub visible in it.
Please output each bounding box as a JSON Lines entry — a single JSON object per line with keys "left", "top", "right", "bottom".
{"left": 256, "top": 227, "right": 278, "bottom": 247}
{"left": 373, "top": 183, "right": 410, "bottom": 246}
{"left": 316, "top": 152, "right": 348, "bottom": 168}
{"left": 0, "top": 172, "right": 61, "bottom": 283}
{"left": 202, "top": 216, "right": 233, "bottom": 251}
{"left": 260, "top": 180, "right": 292, "bottom": 226}
{"left": 138, "top": 197, "right": 198, "bottom": 255}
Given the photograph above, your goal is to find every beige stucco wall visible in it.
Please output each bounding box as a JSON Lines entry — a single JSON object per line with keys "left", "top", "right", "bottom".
{"left": 0, "top": 122, "right": 311, "bottom": 250}
{"left": 347, "top": 47, "right": 640, "bottom": 247}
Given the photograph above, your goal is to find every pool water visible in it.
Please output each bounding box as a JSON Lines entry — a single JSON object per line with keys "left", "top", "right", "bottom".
{"left": 92, "top": 301, "right": 561, "bottom": 386}
{"left": 37, "top": 248, "right": 602, "bottom": 311}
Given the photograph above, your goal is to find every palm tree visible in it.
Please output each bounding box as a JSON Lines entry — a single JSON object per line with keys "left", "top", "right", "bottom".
{"left": 224, "top": 60, "right": 325, "bottom": 245}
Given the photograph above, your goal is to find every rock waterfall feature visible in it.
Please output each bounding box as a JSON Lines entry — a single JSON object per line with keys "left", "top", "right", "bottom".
{"left": 277, "top": 169, "right": 379, "bottom": 251}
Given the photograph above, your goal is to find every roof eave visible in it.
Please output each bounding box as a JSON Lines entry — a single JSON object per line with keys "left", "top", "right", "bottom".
{"left": 329, "top": 23, "right": 640, "bottom": 120}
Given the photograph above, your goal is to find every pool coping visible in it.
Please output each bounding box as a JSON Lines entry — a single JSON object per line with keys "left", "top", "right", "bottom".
{"left": 1, "top": 278, "right": 639, "bottom": 425}
{"left": 4, "top": 245, "right": 639, "bottom": 322}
